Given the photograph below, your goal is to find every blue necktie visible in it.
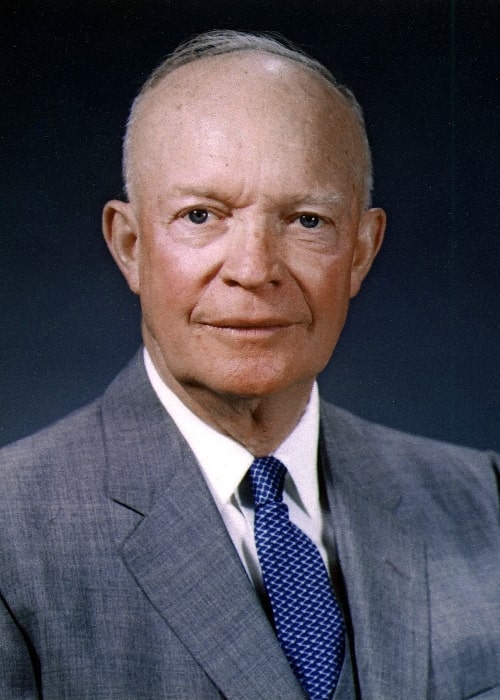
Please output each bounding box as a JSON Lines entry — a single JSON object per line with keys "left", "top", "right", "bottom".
{"left": 249, "top": 456, "right": 345, "bottom": 700}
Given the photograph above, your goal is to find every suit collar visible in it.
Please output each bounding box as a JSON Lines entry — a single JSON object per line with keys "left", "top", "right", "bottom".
{"left": 100, "top": 352, "right": 306, "bottom": 699}
{"left": 99, "top": 355, "right": 430, "bottom": 698}
{"left": 100, "top": 352, "right": 177, "bottom": 515}
{"left": 320, "top": 405, "right": 430, "bottom": 699}
{"left": 319, "top": 399, "right": 403, "bottom": 511}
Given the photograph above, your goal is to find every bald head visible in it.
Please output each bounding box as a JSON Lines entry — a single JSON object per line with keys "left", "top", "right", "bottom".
{"left": 103, "top": 31, "right": 386, "bottom": 418}
{"left": 122, "top": 31, "right": 373, "bottom": 208}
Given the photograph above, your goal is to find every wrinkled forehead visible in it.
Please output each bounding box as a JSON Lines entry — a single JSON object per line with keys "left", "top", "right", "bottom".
{"left": 133, "top": 51, "right": 357, "bottom": 138}
{"left": 125, "top": 52, "right": 365, "bottom": 200}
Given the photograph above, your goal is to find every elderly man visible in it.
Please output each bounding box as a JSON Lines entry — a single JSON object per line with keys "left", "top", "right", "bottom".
{"left": 0, "top": 30, "right": 498, "bottom": 700}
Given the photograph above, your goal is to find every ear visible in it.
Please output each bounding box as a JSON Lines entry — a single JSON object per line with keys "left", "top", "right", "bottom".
{"left": 350, "top": 207, "right": 386, "bottom": 297}
{"left": 102, "top": 200, "right": 141, "bottom": 294}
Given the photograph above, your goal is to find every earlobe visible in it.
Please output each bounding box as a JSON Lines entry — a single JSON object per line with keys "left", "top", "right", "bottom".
{"left": 102, "top": 200, "right": 141, "bottom": 294}
{"left": 350, "top": 207, "right": 386, "bottom": 297}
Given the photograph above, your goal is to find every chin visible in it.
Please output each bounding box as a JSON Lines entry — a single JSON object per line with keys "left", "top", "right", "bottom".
{"left": 201, "top": 364, "right": 311, "bottom": 400}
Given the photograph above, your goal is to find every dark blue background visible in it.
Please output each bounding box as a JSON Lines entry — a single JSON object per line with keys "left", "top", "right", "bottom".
{"left": 1, "top": 0, "right": 499, "bottom": 449}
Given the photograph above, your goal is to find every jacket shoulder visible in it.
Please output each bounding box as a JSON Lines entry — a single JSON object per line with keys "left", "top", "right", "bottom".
{"left": 0, "top": 398, "right": 106, "bottom": 512}
{"left": 319, "top": 400, "right": 499, "bottom": 522}
{"left": 0, "top": 352, "right": 147, "bottom": 499}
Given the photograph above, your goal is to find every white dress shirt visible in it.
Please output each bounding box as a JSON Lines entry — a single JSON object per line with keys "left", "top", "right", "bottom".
{"left": 144, "top": 349, "right": 333, "bottom": 593}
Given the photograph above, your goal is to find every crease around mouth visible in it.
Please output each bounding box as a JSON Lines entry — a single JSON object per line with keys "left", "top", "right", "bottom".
{"left": 203, "top": 321, "right": 294, "bottom": 329}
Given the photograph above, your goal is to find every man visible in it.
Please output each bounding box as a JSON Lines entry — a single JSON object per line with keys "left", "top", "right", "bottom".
{"left": 0, "top": 30, "right": 498, "bottom": 700}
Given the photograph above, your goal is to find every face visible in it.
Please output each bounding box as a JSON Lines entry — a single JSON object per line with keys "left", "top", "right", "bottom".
{"left": 104, "top": 53, "right": 385, "bottom": 403}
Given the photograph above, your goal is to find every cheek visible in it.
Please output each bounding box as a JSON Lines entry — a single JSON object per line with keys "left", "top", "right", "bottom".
{"left": 137, "top": 251, "right": 187, "bottom": 333}
{"left": 139, "top": 239, "right": 200, "bottom": 303}
{"left": 301, "top": 254, "right": 354, "bottom": 316}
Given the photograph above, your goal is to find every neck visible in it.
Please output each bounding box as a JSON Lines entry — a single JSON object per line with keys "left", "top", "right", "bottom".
{"left": 146, "top": 348, "right": 314, "bottom": 456}
{"left": 179, "top": 381, "right": 314, "bottom": 456}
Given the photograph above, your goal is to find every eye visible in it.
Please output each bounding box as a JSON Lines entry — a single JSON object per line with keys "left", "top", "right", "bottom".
{"left": 298, "top": 213, "right": 321, "bottom": 229}
{"left": 186, "top": 209, "right": 210, "bottom": 224}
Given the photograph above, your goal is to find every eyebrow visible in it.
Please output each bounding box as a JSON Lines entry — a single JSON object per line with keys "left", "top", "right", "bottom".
{"left": 166, "top": 186, "right": 346, "bottom": 208}
{"left": 288, "top": 193, "right": 345, "bottom": 207}
{"left": 168, "top": 186, "right": 225, "bottom": 198}
{"left": 164, "top": 186, "right": 245, "bottom": 207}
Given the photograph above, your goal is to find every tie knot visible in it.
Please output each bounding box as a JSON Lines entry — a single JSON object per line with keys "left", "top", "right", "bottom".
{"left": 249, "top": 456, "right": 287, "bottom": 506}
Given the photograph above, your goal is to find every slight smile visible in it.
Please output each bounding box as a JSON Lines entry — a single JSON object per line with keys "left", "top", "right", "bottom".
{"left": 198, "top": 319, "right": 299, "bottom": 339}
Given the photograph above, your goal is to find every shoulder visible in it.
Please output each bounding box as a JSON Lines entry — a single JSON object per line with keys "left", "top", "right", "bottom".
{"left": 320, "top": 398, "right": 499, "bottom": 471}
{"left": 319, "top": 400, "right": 499, "bottom": 522}
{"left": 0, "top": 352, "right": 149, "bottom": 516}
{"left": 0, "top": 398, "right": 106, "bottom": 516}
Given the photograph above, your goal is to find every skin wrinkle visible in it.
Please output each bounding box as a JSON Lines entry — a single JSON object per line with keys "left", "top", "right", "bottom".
{"left": 126, "top": 53, "right": 368, "bottom": 208}
{"left": 103, "top": 51, "right": 386, "bottom": 455}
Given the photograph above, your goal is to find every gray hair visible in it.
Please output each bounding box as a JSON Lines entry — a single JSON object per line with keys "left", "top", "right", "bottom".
{"left": 123, "top": 30, "right": 373, "bottom": 206}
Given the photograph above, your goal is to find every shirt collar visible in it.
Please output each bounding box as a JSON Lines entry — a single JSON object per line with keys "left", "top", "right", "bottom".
{"left": 143, "top": 348, "right": 320, "bottom": 517}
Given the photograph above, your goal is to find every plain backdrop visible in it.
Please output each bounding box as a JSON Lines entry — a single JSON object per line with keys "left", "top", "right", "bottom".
{"left": 1, "top": 0, "right": 499, "bottom": 450}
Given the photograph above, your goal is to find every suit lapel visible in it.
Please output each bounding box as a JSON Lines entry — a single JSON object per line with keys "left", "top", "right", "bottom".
{"left": 320, "top": 405, "right": 430, "bottom": 699}
{"left": 100, "top": 355, "right": 430, "bottom": 698}
{"left": 101, "top": 355, "right": 306, "bottom": 700}
{"left": 331, "top": 485, "right": 429, "bottom": 699}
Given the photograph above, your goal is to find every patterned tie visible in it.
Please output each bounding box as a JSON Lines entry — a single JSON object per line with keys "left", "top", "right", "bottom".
{"left": 249, "top": 456, "right": 345, "bottom": 700}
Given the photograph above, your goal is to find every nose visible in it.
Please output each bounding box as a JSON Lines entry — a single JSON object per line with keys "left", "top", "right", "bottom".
{"left": 220, "top": 218, "right": 283, "bottom": 289}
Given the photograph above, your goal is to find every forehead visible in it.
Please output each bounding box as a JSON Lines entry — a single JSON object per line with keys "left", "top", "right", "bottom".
{"left": 133, "top": 51, "right": 356, "bottom": 142}
{"left": 142, "top": 50, "right": 342, "bottom": 112}
{"left": 127, "top": 52, "right": 364, "bottom": 201}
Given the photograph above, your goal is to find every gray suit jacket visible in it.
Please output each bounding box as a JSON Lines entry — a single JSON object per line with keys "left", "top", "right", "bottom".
{"left": 1, "top": 353, "right": 499, "bottom": 700}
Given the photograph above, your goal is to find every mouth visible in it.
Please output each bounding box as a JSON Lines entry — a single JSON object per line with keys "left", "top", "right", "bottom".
{"left": 199, "top": 318, "right": 297, "bottom": 337}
